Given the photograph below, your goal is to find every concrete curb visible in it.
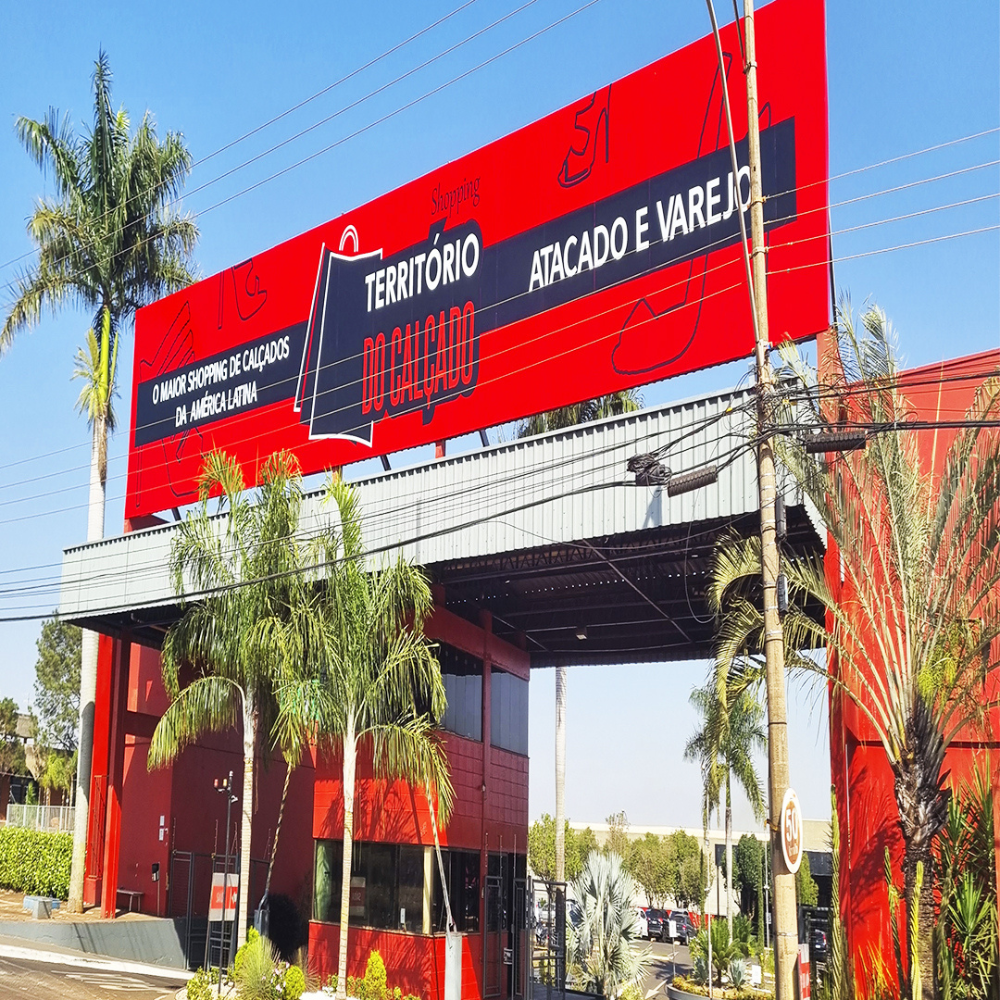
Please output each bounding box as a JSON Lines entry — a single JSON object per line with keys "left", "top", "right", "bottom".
{"left": 0, "top": 941, "right": 193, "bottom": 981}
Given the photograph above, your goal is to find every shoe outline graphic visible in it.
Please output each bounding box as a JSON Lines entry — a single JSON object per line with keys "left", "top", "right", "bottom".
{"left": 611, "top": 51, "right": 767, "bottom": 376}
{"left": 558, "top": 85, "right": 611, "bottom": 188}
{"left": 216, "top": 256, "right": 268, "bottom": 329}
{"left": 134, "top": 300, "right": 204, "bottom": 507}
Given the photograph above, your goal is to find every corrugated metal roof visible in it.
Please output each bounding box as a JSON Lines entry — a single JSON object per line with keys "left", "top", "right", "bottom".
{"left": 59, "top": 386, "right": 818, "bottom": 635}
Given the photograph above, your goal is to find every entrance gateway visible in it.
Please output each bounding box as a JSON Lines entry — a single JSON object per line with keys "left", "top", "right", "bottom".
{"left": 57, "top": 0, "right": 831, "bottom": 996}
{"left": 59, "top": 388, "right": 825, "bottom": 994}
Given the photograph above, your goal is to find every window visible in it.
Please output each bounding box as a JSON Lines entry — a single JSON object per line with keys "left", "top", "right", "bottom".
{"left": 490, "top": 668, "right": 528, "bottom": 755}
{"left": 313, "top": 840, "right": 425, "bottom": 933}
{"left": 432, "top": 849, "right": 481, "bottom": 933}
{"left": 437, "top": 643, "right": 482, "bottom": 741}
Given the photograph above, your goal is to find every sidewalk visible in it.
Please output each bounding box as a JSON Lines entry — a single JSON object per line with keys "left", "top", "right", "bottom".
{"left": 0, "top": 932, "right": 192, "bottom": 981}
{"left": 0, "top": 888, "right": 191, "bottom": 976}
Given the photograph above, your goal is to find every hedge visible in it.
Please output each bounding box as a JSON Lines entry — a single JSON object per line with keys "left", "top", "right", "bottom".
{"left": 0, "top": 827, "right": 73, "bottom": 898}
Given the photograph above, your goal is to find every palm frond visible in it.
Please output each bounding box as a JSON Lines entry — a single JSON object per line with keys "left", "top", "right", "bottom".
{"left": 148, "top": 675, "right": 242, "bottom": 767}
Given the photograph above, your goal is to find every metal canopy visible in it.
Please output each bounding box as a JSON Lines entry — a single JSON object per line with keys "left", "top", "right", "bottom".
{"left": 434, "top": 507, "right": 823, "bottom": 667}
{"left": 58, "top": 386, "right": 825, "bottom": 660}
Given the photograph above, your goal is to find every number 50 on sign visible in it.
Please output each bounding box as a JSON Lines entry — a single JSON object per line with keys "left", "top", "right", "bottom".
{"left": 781, "top": 788, "right": 803, "bottom": 874}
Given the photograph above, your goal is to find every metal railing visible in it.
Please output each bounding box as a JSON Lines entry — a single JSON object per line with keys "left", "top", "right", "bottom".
{"left": 5, "top": 804, "right": 75, "bottom": 834}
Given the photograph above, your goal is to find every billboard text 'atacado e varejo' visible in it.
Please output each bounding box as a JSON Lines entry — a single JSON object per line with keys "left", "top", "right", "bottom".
{"left": 127, "top": 0, "right": 829, "bottom": 517}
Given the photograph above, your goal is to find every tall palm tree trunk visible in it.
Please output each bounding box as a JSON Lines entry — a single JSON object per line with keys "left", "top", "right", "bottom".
{"left": 263, "top": 761, "right": 293, "bottom": 902}
{"left": 725, "top": 775, "right": 733, "bottom": 937}
{"left": 237, "top": 699, "right": 257, "bottom": 948}
{"left": 336, "top": 719, "right": 357, "bottom": 1000}
{"left": 68, "top": 419, "right": 108, "bottom": 912}
{"left": 554, "top": 665, "right": 567, "bottom": 884}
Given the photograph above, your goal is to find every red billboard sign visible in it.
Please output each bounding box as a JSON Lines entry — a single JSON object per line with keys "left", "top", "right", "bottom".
{"left": 127, "top": 0, "right": 829, "bottom": 517}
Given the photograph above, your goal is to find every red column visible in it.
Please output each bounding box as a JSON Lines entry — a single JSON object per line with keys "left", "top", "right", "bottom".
{"left": 100, "top": 635, "right": 132, "bottom": 919}
{"left": 84, "top": 632, "right": 117, "bottom": 908}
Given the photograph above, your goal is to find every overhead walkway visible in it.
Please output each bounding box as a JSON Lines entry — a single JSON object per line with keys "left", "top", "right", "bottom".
{"left": 59, "top": 385, "right": 824, "bottom": 665}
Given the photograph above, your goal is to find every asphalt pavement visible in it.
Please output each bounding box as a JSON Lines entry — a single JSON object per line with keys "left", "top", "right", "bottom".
{"left": 639, "top": 937, "right": 692, "bottom": 997}
{"left": 0, "top": 953, "right": 181, "bottom": 999}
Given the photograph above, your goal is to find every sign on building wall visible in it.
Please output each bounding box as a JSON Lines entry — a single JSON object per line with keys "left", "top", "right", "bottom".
{"left": 126, "top": 0, "right": 829, "bottom": 517}
{"left": 208, "top": 873, "right": 238, "bottom": 922}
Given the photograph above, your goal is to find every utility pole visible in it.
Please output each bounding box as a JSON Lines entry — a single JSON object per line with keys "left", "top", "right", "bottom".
{"left": 742, "top": 1, "right": 798, "bottom": 998}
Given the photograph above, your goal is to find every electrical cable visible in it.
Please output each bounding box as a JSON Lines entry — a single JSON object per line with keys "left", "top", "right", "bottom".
{"left": 0, "top": 0, "right": 498, "bottom": 277}
{"left": 0, "top": 404, "right": 759, "bottom": 602}
{"left": 0, "top": 193, "right": 994, "bottom": 519}
{"left": 0, "top": 0, "right": 603, "bottom": 296}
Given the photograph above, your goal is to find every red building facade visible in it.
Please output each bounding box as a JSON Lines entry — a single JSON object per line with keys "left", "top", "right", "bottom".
{"left": 83, "top": 596, "right": 529, "bottom": 1000}
{"left": 825, "top": 348, "right": 1000, "bottom": 985}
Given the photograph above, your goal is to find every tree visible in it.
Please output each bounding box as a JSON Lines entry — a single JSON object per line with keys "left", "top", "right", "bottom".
{"left": 149, "top": 450, "right": 319, "bottom": 945}
{"left": 604, "top": 810, "right": 632, "bottom": 861}
{"left": 666, "top": 831, "right": 707, "bottom": 910}
{"left": 691, "top": 918, "right": 738, "bottom": 988}
{"left": 528, "top": 815, "right": 598, "bottom": 883}
{"left": 517, "top": 390, "right": 642, "bottom": 438}
{"left": 0, "top": 700, "right": 27, "bottom": 777}
{"left": 684, "top": 682, "right": 766, "bottom": 935}
{"left": 4, "top": 51, "right": 198, "bottom": 911}
{"left": 711, "top": 304, "right": 1000, "bottom": 998}
{"left": 732, "top": 834, "right": 766, "bottom": 936}
{"left": 796, "top": 851, "right": 819, "bottom": 908}
{"left": 33, "top": 616, "right": 81, "bottom": 754}
{"left": 272, "top": 477, "right": 453, "bottom": 1000}
{"left": 569, "top": 851, "right": 648, "bottom": 999}
{"left": 628, "top": 832, "right": 673, "bottom": 907}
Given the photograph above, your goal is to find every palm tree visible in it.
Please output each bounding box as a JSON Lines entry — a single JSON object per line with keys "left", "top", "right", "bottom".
{"left": 517, "top": 390, "right": 641, "bottom": 437}
{"left": 273, "top": 477, "right": 454, "bottom": 1000}
{"left": 684, "top": 683, "right": 766, "bottom": 937}
{"left": 4, "top": 50, "right": 198, "bottom": 909}
{"left": 149, "top": 450, "right": 321, "bottom": 945}
{"left": 710, "top": 304, "right": 1000, "bottom": 998}
{"left": 521, "top": 393, "right": 640, "bottom": 899}
{"left": 569, "top": 850, "right": 648, "bottom": 999}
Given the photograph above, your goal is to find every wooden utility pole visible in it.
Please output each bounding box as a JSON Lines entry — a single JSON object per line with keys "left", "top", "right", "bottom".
{"left": 742, "top": 1, "right": 799, "bottom": 997}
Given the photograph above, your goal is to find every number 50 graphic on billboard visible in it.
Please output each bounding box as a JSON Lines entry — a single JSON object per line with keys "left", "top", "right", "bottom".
{"left": 127, "top": 0, "right": 829, "bottom": 517}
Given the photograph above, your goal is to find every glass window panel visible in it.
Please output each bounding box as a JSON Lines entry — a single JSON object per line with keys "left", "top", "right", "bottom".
{"left": 490, "top": 670, "right": 528, "bottom": 755}
{"left": 433, "top": 849, "right": 481, "bottom": 933}
{"left": 438, "top": 644, "right": 483, "bottom": 741}
{"left": 398, "top": 846, "right": 424, "bottom": 933}
{"left": 313, "top": 840, "right": 342, "bottom": 923}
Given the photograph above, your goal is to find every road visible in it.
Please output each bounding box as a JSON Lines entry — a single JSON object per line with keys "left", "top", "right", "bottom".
{"left": 639, "top": 937, "right": 693, "bottom": 996}
{"left": 0, "top": 955, "right": 182, "bottom": 999}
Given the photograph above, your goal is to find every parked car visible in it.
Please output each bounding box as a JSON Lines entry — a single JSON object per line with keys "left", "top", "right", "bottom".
{"left": 810, "top": 928, "right": 828, "bottom": 963}
{"left": 645, "top": 908, "right": 670, "bottom": 941}
{"left": 634, "top": 907, "right": 649, "bottom": 939}
{"left": 667, "top": 910, "right": 695, "bottom": 944}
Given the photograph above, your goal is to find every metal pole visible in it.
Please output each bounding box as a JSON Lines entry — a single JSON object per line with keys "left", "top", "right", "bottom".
{"left": 220, "top": 770, "right": 233, "bottom": 998}
{"left": 740, "top": 1, "right": 798, "bottom": 997}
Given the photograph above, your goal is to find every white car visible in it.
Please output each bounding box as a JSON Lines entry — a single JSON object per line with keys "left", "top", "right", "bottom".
{"left": 634, "top": 907, "right": 649, "bottom": 939}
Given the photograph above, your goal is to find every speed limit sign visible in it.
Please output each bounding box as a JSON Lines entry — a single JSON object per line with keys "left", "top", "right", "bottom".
{"left": 780, "top": 788, "right": 803, "bottom": 874}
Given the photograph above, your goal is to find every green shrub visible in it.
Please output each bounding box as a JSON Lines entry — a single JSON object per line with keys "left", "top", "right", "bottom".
{"left": 234, "top": 927, "right": 261, "bottom": 979}
{"left": 364, "top": 952, "right": 387, "bottom": 1000}
{"left": 235, "top": 932, "right": 280, "bottom": 1000}
{"left": 186, "top": 968, "right": 213, "bottom": 1000}
{"left": 0, "top": 828, "right": 72, "bottom": 898}
{"left": 284, "top": 964, "right": 306, "bottom": 1000}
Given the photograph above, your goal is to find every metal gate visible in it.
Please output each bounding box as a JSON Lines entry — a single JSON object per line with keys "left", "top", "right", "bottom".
{"left": 485, "top": 875, "right": 503, "bottom": 998}
{"left": 530, "top": 879, "right": 568, "bottom": 1000}
{"left": 168, "top": 850, "right": 269, "bottom": 970}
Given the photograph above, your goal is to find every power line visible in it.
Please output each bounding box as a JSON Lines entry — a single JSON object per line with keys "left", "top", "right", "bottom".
{"left": 0, "top": 199, "right": 994, "bottom": 519}
{"left": 0, "top": 0, "right": 600, "bottom": 296}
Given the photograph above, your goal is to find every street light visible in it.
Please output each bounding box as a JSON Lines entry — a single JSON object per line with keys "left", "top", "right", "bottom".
{"left": 214, "top": 771, "right": 237, "bottom": 997}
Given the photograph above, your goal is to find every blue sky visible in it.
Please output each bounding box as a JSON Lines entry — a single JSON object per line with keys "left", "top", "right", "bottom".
{"left": 0, "top": 0, "right": 997, "bottom": 830}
